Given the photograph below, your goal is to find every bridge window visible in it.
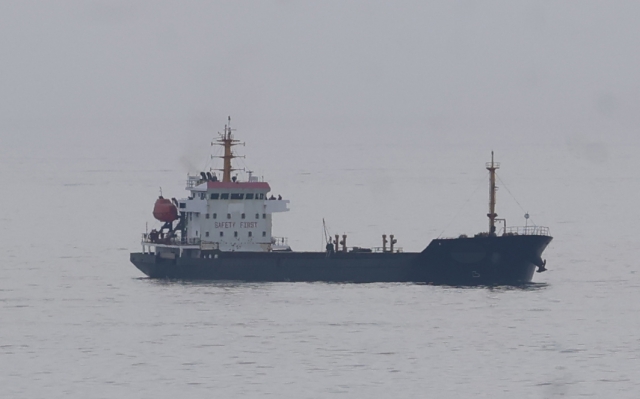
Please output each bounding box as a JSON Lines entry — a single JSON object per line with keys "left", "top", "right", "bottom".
{"left": 205, "top": 214, "right": 209, "bottom": 219}
{"left": 179, "top": 203, "right": 186, "bottom": 209}
{"left": 210, "top": 193, "right": 219, "bottom": 200}
{"left": 220, "top": 193, "right": 229, "bottom": 200}
{"left": 259, "top": 193, "right": 265, "bottom": 199}
{"left": 245, "top": 193, "right": 254, "bottom": 200}
{"left": 205, "top": 232, "right": 209, "bottom": 237}
{"left": 231, "top": 193, "right": 244, "bottom": 200}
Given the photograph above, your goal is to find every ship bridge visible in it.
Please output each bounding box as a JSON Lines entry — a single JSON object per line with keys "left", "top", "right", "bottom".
{"left": 141, "top": 118, "right": 290, "bottom": 256}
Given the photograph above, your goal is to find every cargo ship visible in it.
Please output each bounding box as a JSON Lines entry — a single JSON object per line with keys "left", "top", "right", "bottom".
{"left": 130, "top": 118, "right": 552, "bottom": 284}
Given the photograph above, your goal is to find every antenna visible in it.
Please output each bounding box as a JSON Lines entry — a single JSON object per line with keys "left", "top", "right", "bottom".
{"left": 211, "top": 116, "right": 244, "bottom": 182}
{"left": 247, "top": 170, "right": 257, "bottom": 182}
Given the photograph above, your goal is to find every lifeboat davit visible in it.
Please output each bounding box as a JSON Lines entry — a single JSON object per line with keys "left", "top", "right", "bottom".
{"left": 153, "top": 197, "right": 178, "bottom": 223}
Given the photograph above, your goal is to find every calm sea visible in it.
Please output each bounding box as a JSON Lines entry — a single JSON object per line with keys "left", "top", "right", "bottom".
{"left": 2, "top": 131, "right": 638, "bottom": 398}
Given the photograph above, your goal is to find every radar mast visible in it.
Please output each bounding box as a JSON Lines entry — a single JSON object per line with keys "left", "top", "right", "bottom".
{"left": 486, "top": 151, "right": 500, "bottom": 236}
{"left": 213, "top": 116, "right": 243, "bottom": 182}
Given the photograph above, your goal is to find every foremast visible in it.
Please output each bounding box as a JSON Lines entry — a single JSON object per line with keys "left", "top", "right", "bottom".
{"left": 213, "top": 116, "right": 243, "bottom": 182}
{"left": 486, "top": 151, "right": 500, "bottom": 236}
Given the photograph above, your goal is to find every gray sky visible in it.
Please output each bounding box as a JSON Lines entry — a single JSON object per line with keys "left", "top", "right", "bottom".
{"left": 2, "top": 1, "right": 639, "bottom": 150}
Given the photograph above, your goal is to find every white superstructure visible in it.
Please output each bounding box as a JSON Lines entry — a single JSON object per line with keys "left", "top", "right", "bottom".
{"left": 178, "top": 178, "right": 289, "bottom": 251}
{"left": 141, "top": 118, "right": 290, "bottom": 256}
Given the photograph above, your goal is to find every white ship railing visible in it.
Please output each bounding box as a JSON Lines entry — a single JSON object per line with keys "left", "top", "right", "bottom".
{"left": 186, "top": 175, "right": 204, "bottom": 189}
{"left": 371, "top": 247, "right": 403, "bottom": 253}
{"left": 142, "top": 233, "right": 201, "bottom": 246}
{"left": 272, "top": 236, "right": 288, "bottom": 246}
{"left": 502, "top": 226, "right": 550, "bottom": 236}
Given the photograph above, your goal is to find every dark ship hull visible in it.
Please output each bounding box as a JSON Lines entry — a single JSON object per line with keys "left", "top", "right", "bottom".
{"left": 130, "top": 234, "right": 552, "bottom": 285}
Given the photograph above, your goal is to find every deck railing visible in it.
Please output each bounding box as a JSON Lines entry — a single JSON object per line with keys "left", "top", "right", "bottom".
{"left": 502, "top": 226, "right": 550, "bottom": 236}
{"left": 142, "top": 233, "right": 201, "bottom": 246}
{"left": 371, "top": 247, "right": 404, "bottom": 253}
{"left": 271, "top": 236, "right": 289, "bottom": 246}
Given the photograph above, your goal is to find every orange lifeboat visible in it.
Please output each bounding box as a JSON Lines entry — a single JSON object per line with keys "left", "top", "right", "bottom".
{"left": 153, "top": 197, "right": 178, "bottom": 223}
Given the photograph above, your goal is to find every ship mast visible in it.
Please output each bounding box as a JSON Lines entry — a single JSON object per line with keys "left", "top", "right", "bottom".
{"left": 213, "top": 116, "right": 242, "bottom": 182}
{"left": 486, "top": 151, "right": 500, "bottom": 236}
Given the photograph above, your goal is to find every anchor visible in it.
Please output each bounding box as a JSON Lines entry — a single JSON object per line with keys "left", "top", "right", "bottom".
{"left": 536, "top": 259, "right": 547, "bottom": 273}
